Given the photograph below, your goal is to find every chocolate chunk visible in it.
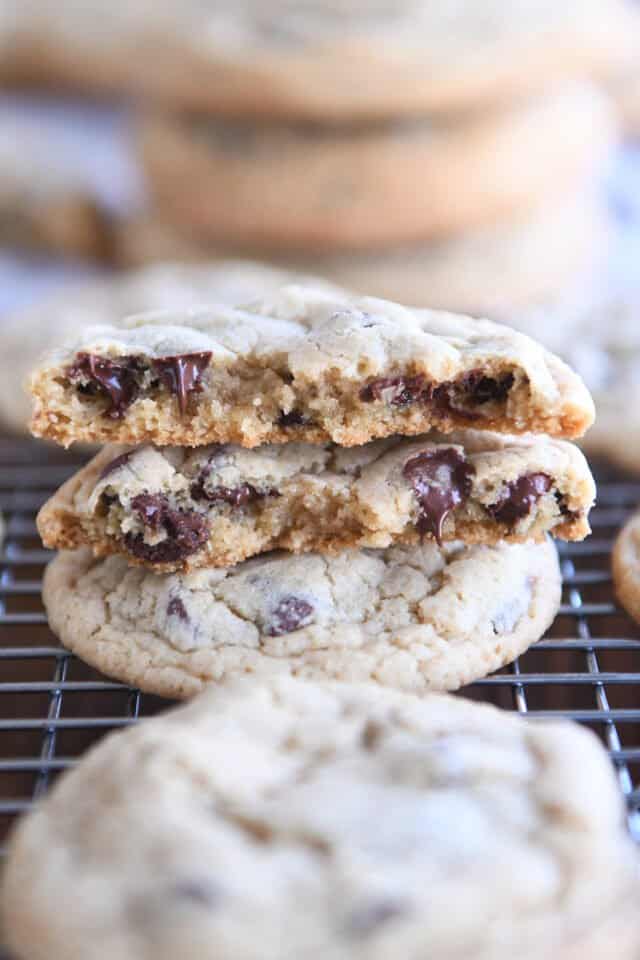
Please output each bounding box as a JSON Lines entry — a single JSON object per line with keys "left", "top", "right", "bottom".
{"left": 360, "top": 374, "right": 427, "bottom": 406}
{"left": 167, "top": 597, "right": 189, "bottom": 622}
{"left": 488, "top": 473, "right": 552, "bottom": 527}
{"left": 152, "top": 352, "right": 212, "bottom": 416}
{"left": 265, "top": 596, "right": 314, "bottom": 636}
{"left": 402, "top": 449, "right": 475, "bottom": 544}
{"left": 462, "top": 370, "right": 515, "bottom": 406}
{"left": 191, "top": 479, "right": 266, "bottom": 506}
{"left": 127, "top": 493, "right": 209, "bottom": 563}
{"left": 67, "top": 353, "right": 143, "bottom": 419}
{"left": 278, "top": 409, "right": 309, "bottom": 428}
{"left": 555, "top": 490, "right": 579, "bottom": 522}
{"left": 98, "top": 451, "right": 133, "bottom": 481}
{"left": 361, "top": 720, "right": 384, "bottom": 750}
{"left": 345, "top": 900, "right": 408, "bottom": 939}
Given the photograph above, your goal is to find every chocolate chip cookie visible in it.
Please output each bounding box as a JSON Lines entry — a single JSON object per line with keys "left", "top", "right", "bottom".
{"left": 138, "top": 85, "right": 613, "bottom": 253}
{"left": 1, "top": 0, "right": 634, "bottom": 120}
{"left": 3, "top": 678, "right": 638, "bottom": 960}
{"left": 42, "top": 537, "right": 560, "bottom": 698}
{"left": 28, "top": 286, "right": 595, "bottom": 449}
{"left": 613, "top": 508, "right": 640, "bottom": 624}
{"left": 37, "top": 431, "right": 594, "bottom": 573}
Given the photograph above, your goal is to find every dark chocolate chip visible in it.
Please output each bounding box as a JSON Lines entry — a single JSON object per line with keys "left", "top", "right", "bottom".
{"left": 402, "top": 449, "right": 475, "bottom": 544}
{"left": 98, "top": 450, "right": 133, "bottom": 481}
{"left": 555, "top": 490, "right": 579, "bottom": 522}
{"left": 278, "top": 409, "right": 309, "bottom": 428}
{"left": 191, "top": 480, "right": 266, "bottom": 507}
{"left": 265, "top": 596, "right": 314, "bottom": 636}
{"left": 462, "top": 370, "right": 515, "bottom": 406}
{"left": 152, "top": 352, "right": 212, "bottom": 416}
{"left": 360, "top": 374, "right": 427, "bottom": 406}
{"left": 487, "top": 473, "right": 552, "bottom": 527}
{"left": 361, "top": 720, "right": 384, "bottom": 750}
{"left": 167, "top": 596, "right": 189, "bottom": 622}
{"left": 67, "top": 353, "right": 143, "bottom": 419}
{"left": 344, "top": 900, "right": 408, "bottom": 939}
{"left": 127, "top": 493, "right": 209, "bottom": 563}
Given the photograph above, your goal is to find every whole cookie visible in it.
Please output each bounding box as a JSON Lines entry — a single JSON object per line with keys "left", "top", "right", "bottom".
{"left": 29, "top": 286, "right": 596, "bottom": 449}
{"left": 0, "top": 260, "right": 334, "bottom": 435}
{"left": 138, "top": 85, "right": 613, "bottom": 252}
{"left": 3, "top": 678, "right": 638, "bottom": 960}
{"left": 43, "top": 538, "right": 561, "bottom": 699}
{"left": 613, "top": 509, "right": 640, "bottom": 624}
{"left": 1, "top": 0, "right": 635, "bottom": 119}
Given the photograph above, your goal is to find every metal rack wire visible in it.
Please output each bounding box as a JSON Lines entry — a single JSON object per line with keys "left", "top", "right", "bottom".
{"left": 1, "top": 435, "right": 639, "bottom": 863}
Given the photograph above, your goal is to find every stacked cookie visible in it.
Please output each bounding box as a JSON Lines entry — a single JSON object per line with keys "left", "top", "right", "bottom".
{"left": 31, "top": 284, "right": 597, "bottom": 698}
{"left": 128, "top": 0, "right": 636, "bottom": 315}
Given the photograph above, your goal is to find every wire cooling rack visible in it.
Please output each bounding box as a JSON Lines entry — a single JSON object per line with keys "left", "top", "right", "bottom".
{"left": 1, "top": 434, "right": 639, "bottom": 863}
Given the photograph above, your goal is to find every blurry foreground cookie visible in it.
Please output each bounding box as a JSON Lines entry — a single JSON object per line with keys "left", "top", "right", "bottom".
{"left": 138, "top": 85, "right": 613, "bottom": 253}
{"left": 0, "top": 0, "right": 635, "bottom": 119}
{"left": 3, "top": 677, "right": 638, "bottom": 960}
{"left": 0, "top": 261, "right": 335, "bottom": 435}
{"left": 43, "top": 538, "right": 560, "bottom": 698}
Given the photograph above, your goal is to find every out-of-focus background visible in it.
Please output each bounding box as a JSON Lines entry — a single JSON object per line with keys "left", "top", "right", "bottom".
{"left": 0, "top": 0, "right": 638, "bottom": 469}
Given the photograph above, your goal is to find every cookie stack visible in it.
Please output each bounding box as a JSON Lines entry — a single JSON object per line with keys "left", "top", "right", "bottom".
{"left": 31, "top": 283, "right": 597, "bottom": 698}
{"left": 129, "top": 0, "right": 636, "bottom": 315}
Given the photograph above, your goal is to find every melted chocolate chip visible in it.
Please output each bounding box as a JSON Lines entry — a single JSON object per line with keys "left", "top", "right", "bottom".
{"left": 98, "top": 451, "right": 133, "bottom": 481}
{"left": 167, "top": 596, "right": 189, "bottom": 622}
{"left": 278, "top": 409, "right": 309, "bottom": 428}
{"left": 360, "top": 374, "right": 427, "bottom": 406}
{"left": 488, "top": 473, "right": 552, "bottom": 527}
{"left": 360, "top": 369, "right": 514, "bottom": 419}
{"left": 555, "top": 490, "right": 579, "bottom": 522}
{"left": 126, "top": 493, "right": 209, "bottom": 563}
{"left": 361, "top": 720, "right": 384, "bottom": 750}
{"left": 402, "top": 449, "right": 475, "bottom": 544}
{"left": 191, "top": 479, "right": 266, "bottom": 506}
{"left": 67, "top": 353, "right": 143, "bottom": 419}
{"left": 345, "top": 900, "right": 408, "bottom": 939}
{"left": 152, "top": 352, "right": 212, "bottom": 416}
{"left": 265, "top": 596, "right": 314, "bottom": 636}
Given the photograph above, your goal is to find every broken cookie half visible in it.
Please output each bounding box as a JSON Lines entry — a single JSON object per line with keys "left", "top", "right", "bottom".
{"left": 37, "top": 429, "right": 594, "bottom": 574}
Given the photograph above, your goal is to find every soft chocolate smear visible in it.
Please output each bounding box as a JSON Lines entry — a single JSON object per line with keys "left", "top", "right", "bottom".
{"left": 402, "top": 449, "right": 475, "bottom": 544}
{"left": 265, "top": 596, "right": 314, "bottom": 636}
{"left": 98, "top": 450, "right": 133, "bottom": 481}
{"left": 360, "top": 374, "right": 427, "bottom": 406}
{"left": 278, "top": 409, "right": 310, "bottom": 427}
{"left": 488, "top": 473, "right": 552, "bottom": 527}
{"left": 167, "top": 596, "right": 189, "bottom": 622}
{"left": 67, "top": 353, "right": 143, "bottom": 419}
{"left": 152, "top": 352, "right": 212, "bottom": 416}
{"left": 191, "top": 479, "right": 266, "bottom": 507}
{"left": 126, "top": 493, "right": 209, "bottom": 563}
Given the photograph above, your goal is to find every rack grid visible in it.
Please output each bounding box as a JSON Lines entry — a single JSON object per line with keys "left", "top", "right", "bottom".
{"left": 1, "top": 435, "right": 639, "bottom": 861}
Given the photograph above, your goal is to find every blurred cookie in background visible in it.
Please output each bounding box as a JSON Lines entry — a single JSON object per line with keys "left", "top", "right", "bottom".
{"left": 0, "top": 260, "right": 336, "bottom": 436}
{"left": 137, "top": 85, "right": 614, "bottom": 253}
{"left": 0, "top": 0, "right": 635, "bottom": 119}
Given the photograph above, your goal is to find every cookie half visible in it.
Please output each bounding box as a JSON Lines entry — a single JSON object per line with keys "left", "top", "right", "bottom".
{"left": 37, "top": 431, "right": 594, "bottom": 573}
{"left": 3, "top": 678, "right": 638, "bottom": 960}
{"left": 43, "top": 539, "right": 560, "bottom": 698}
{"left": 1, "top": 0, "right": 634, "bottom": 120}
{"left": 29, "top": 287, "right": 595, "bottom": 448}
{"left": 138, "top": 85, "right": 613, "bottom": 252}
